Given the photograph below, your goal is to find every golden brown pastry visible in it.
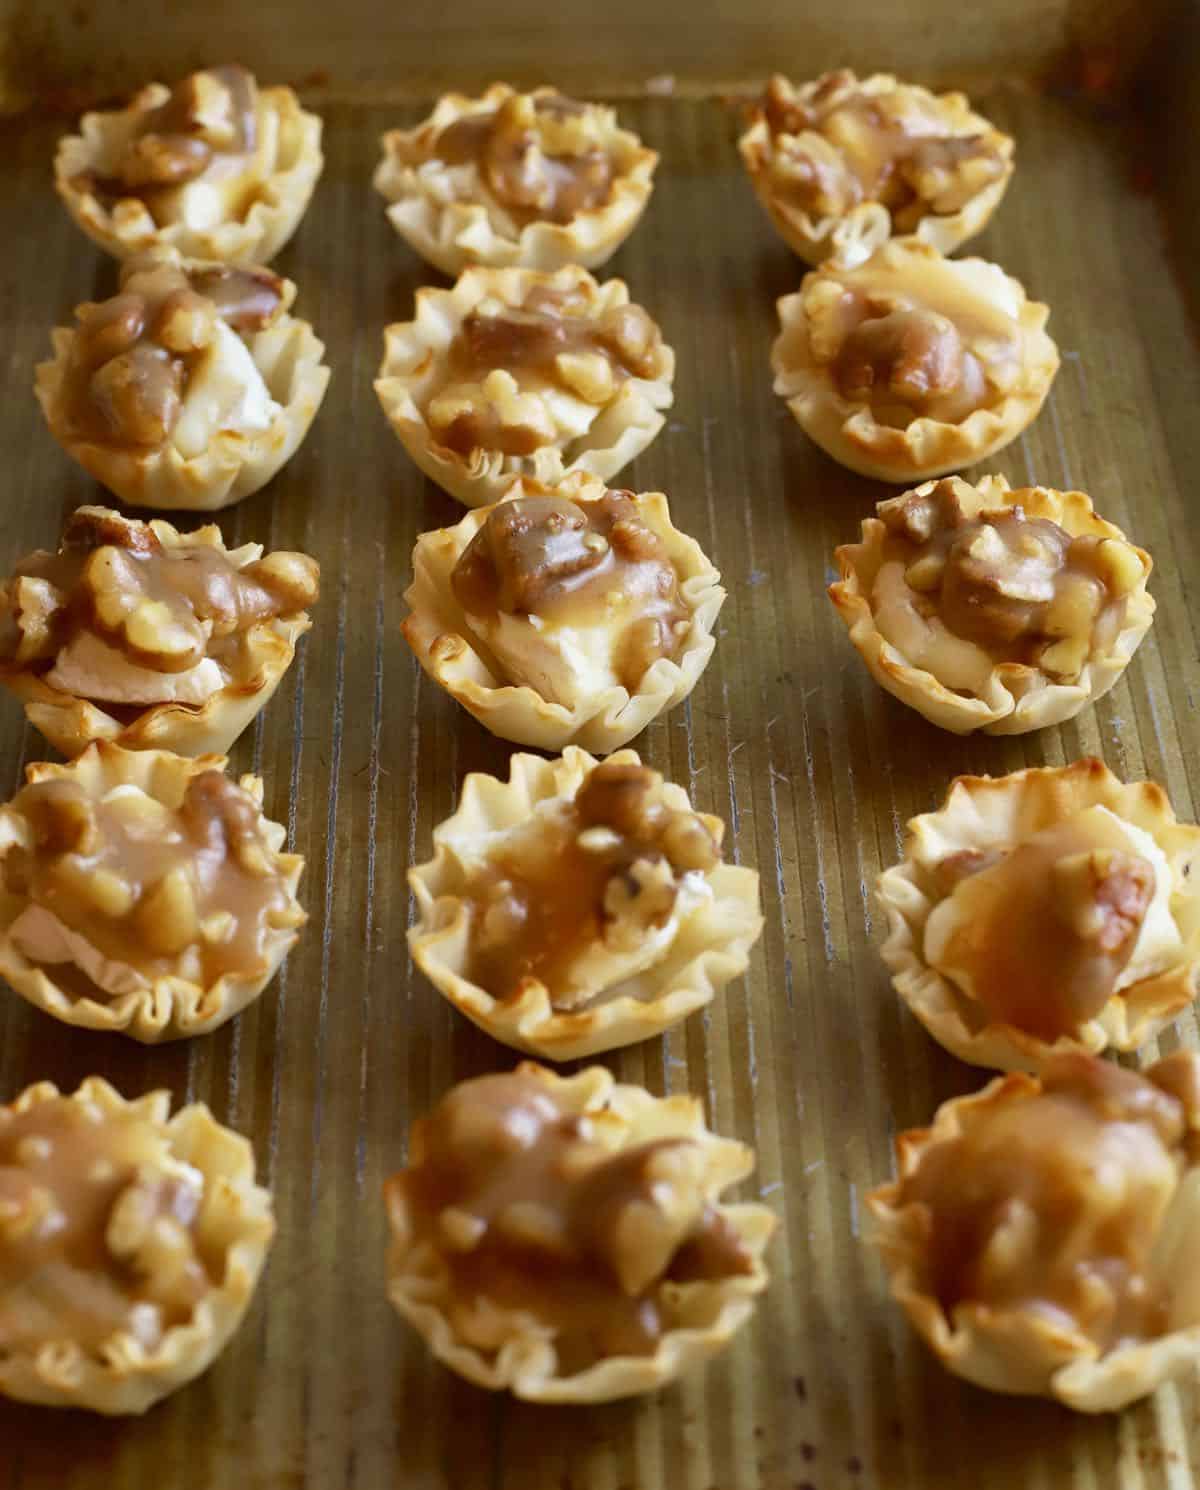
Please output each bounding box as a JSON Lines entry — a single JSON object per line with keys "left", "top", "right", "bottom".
{"left": 830, "top": 476, "right": 1154, "bottom": 734}
{"left": 877, "top": 759, "right": 1200, "bottom": 1071}
{"left": 0, "top": 743, "right": 306, "bottom": 1042}
{"left": 384, "top": 1063, "right": 775, "bottom": 1401}
{"left": 373, "top": 83, "right": 657, "bottom": 274}
{"left": 409, "top": 747, "right": 763, "bottom": 1058}
{"left": 375, "top": 264, "right": 674, "bottom": 507}
{"left": 740, "top": 70, "right": 1013, "bottom": 265}
{"left": 55, "top": 63, "right": 323, "bottom": 264}
{"left": 772, "top": 237, "right": 1058, "bottom": 480}
{"left": 0, "top": 506, "right": 318, "bottom": 758}
{"left": 36, "top": 249, "right": 329, "bottom": 511}
{"left": 402, "top": 473, "right": 723, "bottom": 752}
{"left": 0, "top": 1075, "right": 274, "bottom": 1414}
{"left": 869, "top": 1051, "right": 1200, "bottom": 1411}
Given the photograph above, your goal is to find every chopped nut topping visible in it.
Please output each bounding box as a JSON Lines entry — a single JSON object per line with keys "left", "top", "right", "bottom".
{"left": 924, "top": 807, "right": 1164, "bottom": 1039}
{"left": 397, "top": 1071, "right": 752, "bottom": 1363}
{"left": 1, "top": 767, "right": 301, "bottom": 995}
{"left": 0, "top": 1094, "right": 213, "bottom": 1356}
{"left": 0, "top": 506, "right": 318, "bottom": 706}
{"left": 895, "top": 1053, "right": 1198, "bottom": 1350}
{"left": 462, "top": 760, "right": 720, "bottom": 1005}
{"left": 425, "top": 284, "right": 665, "bottom": 458}
{"left": 62, "top": 257, "right": 284, "bottom": 449}
{"left": 874, "top": 484, "right": 1144, "bottom": 679}
{"left": 80, "top": 65, "right": 258, "bottom": 203}
{"left": 757, "top": 70, "right": 1007, "bottom": 230}
{"left": 834, "top": 306, "right": 984, "bottom": 423}
{"left": 449, "top": 490, "right": 687, "bottom": 695}
{"left": 434, "top": 92, "right": 615, "bottom": 225}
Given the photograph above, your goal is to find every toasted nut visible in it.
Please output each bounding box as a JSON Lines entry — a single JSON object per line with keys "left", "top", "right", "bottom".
{"left": 106, "top": 1179, "right": 157, "bottom": 1258}
{"left": 964, "top": 525, "right": 1007, "bottom": 564}
{"left": 7, "top": 576, "right": 67, "bottom": 665}
{"left": 438, "top": 1206, "right": 488, "bottom": 1252}
{"left": 87, "top": 867, "right": 137, "bottom": 919}
{"left": 495, "top": 1201, "right": 571, "bottom": 1257}
{"left": 1042, "top": 574, "right": 1101, "bottom": 640}
{"left": 155, "top": 292, "right": 217, "bottom": 355}
{"left": 241, "top": 551, "right": 320, "bottom": 611}
{"left": 661, "top": 814, "right": 720, "bottom": 873}
{"left": 904, "top": 554, "right": 945, "bottom": 593}
{"left": 577, "top": 826, "right": 624, "bottom": 853}
{"left": 135, "top": 866, "right": 199, "bottom": 956}
{"left": 554, "top": 351, "right": 615, "bottom": 404}
{"left": 1093, "top": 538, "right": 1145, "bottom": 597}
{"left": 1040, "top": 635, "right": 1090, "bottom": 678}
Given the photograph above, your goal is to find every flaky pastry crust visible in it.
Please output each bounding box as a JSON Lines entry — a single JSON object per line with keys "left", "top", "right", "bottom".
{"left": 408, "top": 747, "right": 763, "bottom": 1058}
{"left": 35, "top": 249, "right": 329, "bottom": 512}
{"left": 401, "top": 474, "right": 724, "bottom": 753}
{"left": 375, "top": 265, "right": 674, "bottom": 507}
{"left": 0, "top": 510, "right": 316, "bottom": 759}
{"left": 739, "top": 71, "right": 1013, "bottom": 266}
{"left": 830, "top": 475, "right": 1155, "bottom": 735}
{"left": 876, "top": 759, "right": 1200, "bottom": 1071}
{"left": 868, "top": 1056, "right": 1200, "bottom": 1411}
{"left": 384, "top": 1062, "right": 775, "bottom": 1402}
{"left": 772, "top": 237, "right": 1058, "bottom": 481}
{"left": 0, "top": 1076, "right": 274, "bottom": 1414}
{"left": 0, "top": 743, "right": 306, "bottom": 1042}
{"left": 54, "top": 74, "right": 323, "bottom": 264}
{"left": 373, "top": 83, "right": 657, "bottom": 274}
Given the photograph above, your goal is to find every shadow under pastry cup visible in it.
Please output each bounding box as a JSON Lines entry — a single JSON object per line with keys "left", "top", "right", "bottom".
{"left": 739, "top": 70, "right": 1013, "bottom": 266}
{"left": 0, "top": 506, "right": 318, "bottom": 759}
{"left": 868, "top": 1051, "right": 1200, "bottom": 1411}
{"left": 876, "top": 758, "right": 1200, "bottom": 1072}
{"left": 408, "top": 747, "right": 763, "bottom": 1059}
{"left": 54, "top": 64, "right": 323, "bottom": 265}
{"left": 375, "top": 263, "right": 674, "bottom": 507}
{"left": 36, "top": 248, "right": 329, "bottom": 512}
{"left": 830, "top": 475, "right": 1155, "bottom": 735}
{"left": 384, "top": 1063, "right": 776, "bottom": 1402}
{"left": 0, "top": 1075, "right": 274, "bottom": 1415}
{"left": 401, "top": 474, "right": 724, "bottom": 753}
{"left": 373, "top": 83, "right": 657, "bottom": 275}
{"left": 0, "top": 743, "right": 306, "bottom": 1043}
{"left": 772, "top": 236, "right": 1058, "bottom": 481}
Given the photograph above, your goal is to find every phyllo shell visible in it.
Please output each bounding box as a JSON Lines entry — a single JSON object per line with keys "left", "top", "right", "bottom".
{"left": 0, "top": 743, "right": 306, "bottom": 1042}
{"left": 375, "top": 264, "right": 674, "bottom": 507}
{"left": 739, "top": 70, "right": 1013, "bottom": 266}
{"left": 401, "top": 474, "right": 724, "bottom": 753}
{"left": 54, "top": 70, "right": 323, "bottom": 265}
{"left": 829, "top": 475, "right": 1155, "bottom": 735}
{"left": 0, "top": 1075, "right": 274, "bottom": 1415}
{"left": 876, "top": 759, "right": 1200, "bottom": 1072}
{"left": 408, "top": 747, "right": 763, "bottom": 1058}
{"left": 868, "top": 1051, "right": 1200, "bottom": 1411}
{"left": 0, "top": 507, "right": 317, "bottom": 759}
{"left": 384, "top": 1062, "right": 776, "bottom": 1402}
{"left": 772, "top": 237, "right": 1058, "bottom": 482}
{"left": 35, "top": 248, "right": 329, "bottom": 512}
{"left": 373, "top": 83, "right": 657, "bottom": 275}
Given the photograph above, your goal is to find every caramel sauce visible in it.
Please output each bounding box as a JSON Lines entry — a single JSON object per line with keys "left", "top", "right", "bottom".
{"left": 876, "top": 482, "right": 1135, "bottom": 675}
{"left": 450, "top": 288, "right": 662, "bottom": 385}
{"left": 62, "top": 258, "right": 283, "bottom": 449}
{"left": 80, "top": 64, "right": 258, "bottom": 210}
{"left": 462, "top": 762, "right": 719, "bottom": 1003}
{"left": 2, "top": 768, "right": 294, "bottom": 988}
{"left": 0, "top": 1096, "right": 213, "bottom": 1355}
{"left": 927, "top": 809, "right": 1156, "bottom": 1039}
{"left": 397, "top": 1072, "right": 751, "bottom": 1365}
{"left": 450, "top": 492, "right": 688, "bottom": 694}
{"left": 434, "top": 93, "right": 615, "bottom": 225}
{"left": 899, "top": 1054, "right": 1185, "bottom": 1350}
{"left": 2, "top": 508, "right": 317, "bottom": 689}
{"left": 762, "top": 71, "right": 1005, "bottom": 225}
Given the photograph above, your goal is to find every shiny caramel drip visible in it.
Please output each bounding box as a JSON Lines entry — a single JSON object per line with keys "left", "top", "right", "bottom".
{"left": 398, "top": 1072, "right": 751, "bottom": 1366}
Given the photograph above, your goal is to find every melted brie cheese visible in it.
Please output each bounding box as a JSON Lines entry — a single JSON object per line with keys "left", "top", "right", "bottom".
{"left": 46, "top": 630, "right": 225, "bottom": 707}
{"left": 173, "top": 319, "right": 281, "bottom": 458}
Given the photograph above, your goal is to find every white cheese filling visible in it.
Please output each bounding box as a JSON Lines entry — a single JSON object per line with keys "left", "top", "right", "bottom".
{"left": 45, "top": 630, "right": 225, "bottom": 708}
{"left": 172, "top": 319, "right": 281, "bottom": 459}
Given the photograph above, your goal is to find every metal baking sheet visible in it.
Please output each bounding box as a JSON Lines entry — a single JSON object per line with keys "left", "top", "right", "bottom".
{"left": 1, "top": 84, "right": 1198, "bottom": 1488}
